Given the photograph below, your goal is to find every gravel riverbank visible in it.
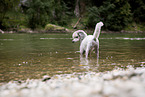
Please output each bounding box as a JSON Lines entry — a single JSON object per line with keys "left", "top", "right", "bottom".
{"left": 0, "top": 67, "right": 145, "bottom": 97}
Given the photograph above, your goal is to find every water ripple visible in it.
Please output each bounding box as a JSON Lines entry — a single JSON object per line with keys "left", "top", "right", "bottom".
{"left": 100, "top": 37, "right": 145, "bottom": 40}
{"left": 40, "top": 38, "right": 72, "bottom": 39}
{"left": 0, "top": 39, "right": 14, "bottom": 41}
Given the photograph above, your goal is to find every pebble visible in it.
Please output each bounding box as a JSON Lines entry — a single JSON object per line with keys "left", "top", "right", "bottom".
{"left": 42, "top": 75, "right": 51, "bottom": 82}
{"left": 0, "top": 67, "right": 145, "bottom": 97}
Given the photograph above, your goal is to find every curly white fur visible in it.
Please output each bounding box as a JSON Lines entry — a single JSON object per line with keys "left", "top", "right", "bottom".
{"left": 72, "top": 22, "right": 104, "bottom": 58}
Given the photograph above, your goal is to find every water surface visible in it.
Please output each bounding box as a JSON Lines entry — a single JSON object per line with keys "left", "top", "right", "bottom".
{"left": 0, "top": 33, "right": 145, "bottom": 82}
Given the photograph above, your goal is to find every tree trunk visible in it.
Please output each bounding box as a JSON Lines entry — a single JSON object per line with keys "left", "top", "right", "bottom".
{"left": 74, "top": 0, "right": 80, "bottom": 17}
{"left": 73, "top": 17, "right": 81, "bottom": 29}
{"left": 80, "top": 1, "right": 86, "bottom": 16}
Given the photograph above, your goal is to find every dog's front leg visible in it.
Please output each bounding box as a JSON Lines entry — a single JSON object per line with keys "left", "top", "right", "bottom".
{"left": 85, "top": 50, "right": 89, "bottom": 58}
{"left": 80, "top": 46, "right": 84, "bottom": 55}
{"left": 93, "top": 40, "right": 99, "bottom": 56}
{"left": 85, "top": 44, "right": 91, "bottom": 58}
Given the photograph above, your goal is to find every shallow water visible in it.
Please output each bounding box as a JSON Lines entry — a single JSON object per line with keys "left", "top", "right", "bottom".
{"left": 0, "top": 33, "right": 145, "bottom": 82}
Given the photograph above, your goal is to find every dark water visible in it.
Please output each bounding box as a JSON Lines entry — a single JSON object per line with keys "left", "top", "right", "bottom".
{"left": 0, "top": 33, "right": 145, "bottom": 82}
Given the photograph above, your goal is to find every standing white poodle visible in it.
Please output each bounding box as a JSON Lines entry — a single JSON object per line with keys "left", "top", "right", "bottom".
{"left": 72, "top": 21, "right": 104, "bottom": 58}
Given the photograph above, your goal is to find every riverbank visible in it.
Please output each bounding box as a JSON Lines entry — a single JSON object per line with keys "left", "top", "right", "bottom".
{"left": 1, "top": 29, "right": 145, "bottom": 34}
{"left": 0, "top": 67, "right": 145, "bottom": 97}
{"left": 1, "top": 23, "right": 145, "bottom": 34}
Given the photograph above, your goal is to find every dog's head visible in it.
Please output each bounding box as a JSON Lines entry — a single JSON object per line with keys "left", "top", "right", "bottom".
{"left": 72, "top": 30, "right": 87, "bottom": 43}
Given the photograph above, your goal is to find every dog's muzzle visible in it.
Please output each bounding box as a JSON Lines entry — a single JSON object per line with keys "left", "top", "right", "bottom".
{"left": 72, "top": 40, "right": 75, "bottom": 43}
{"left": 72, "top": 38, "right": 79, "bottom": 43}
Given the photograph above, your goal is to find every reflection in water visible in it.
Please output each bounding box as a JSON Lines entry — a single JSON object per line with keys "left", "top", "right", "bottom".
{"left": 80, "top": 55, "right": 89, "bottom": 65}
{"left": 80, "top": 56, "right": 90, "bottom": 72}
{"left": 80, "top": 52, "right": 99, "bottom": 65}
{"left": 79, "top": 51, "right": 99, "bottom": 72}
{"left": 100, "top": 37, "right": 145, "bottom": 40}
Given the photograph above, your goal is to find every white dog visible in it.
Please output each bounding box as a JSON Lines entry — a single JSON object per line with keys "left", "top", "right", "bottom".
{"left": 72, "top": 22, "right": 104, "bottom": 58}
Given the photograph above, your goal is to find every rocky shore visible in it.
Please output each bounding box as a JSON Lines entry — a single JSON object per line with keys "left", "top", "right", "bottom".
{"left": 0, "top": 67, "right": 145, "bottom": 97}
{"left": 0, "top": 24, "right": 72, "bottom": 34}
{"left": 1, "top": 27, "right": 145, "bottom": 34}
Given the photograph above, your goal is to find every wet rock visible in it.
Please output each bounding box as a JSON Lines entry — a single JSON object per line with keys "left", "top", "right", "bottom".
{"left": 42, "top": 75, "right": 51, "bottom": 82}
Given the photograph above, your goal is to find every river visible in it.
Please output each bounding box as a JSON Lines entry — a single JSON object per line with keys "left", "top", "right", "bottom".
{"left": 0, "top": 33, "right": 145, "bottom": 82}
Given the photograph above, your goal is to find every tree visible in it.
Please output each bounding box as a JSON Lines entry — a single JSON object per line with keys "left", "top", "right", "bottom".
{"left": 22, "top": 0, "right": 52, "bottom": 29}
{"left": 129, "top": 0, "right": 145, "bottom": 22}
{"left": 87, "top": 0, "right": 132, "bottom": 31}
{"left": 0, "top": 0, "right": 20, "bottom": 29}
{"left": 22, "top": 0, "right": 71, "bottom": 29}
{"left": 50, "top": 0, "right": 71, "bottom": 26}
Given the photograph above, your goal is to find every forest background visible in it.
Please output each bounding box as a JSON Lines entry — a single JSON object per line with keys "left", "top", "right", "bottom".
{"left": 0, "top": 0, "right": 145, "bottom": 32}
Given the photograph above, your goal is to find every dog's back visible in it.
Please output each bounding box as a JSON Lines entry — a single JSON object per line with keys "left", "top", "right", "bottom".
{"left": 80, "top": 35, "right": 94, "bottom": 56}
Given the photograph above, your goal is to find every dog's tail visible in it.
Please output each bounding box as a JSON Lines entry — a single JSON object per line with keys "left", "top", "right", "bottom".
{"left": 93, "top": 22, "right": 104, "bottom": 39}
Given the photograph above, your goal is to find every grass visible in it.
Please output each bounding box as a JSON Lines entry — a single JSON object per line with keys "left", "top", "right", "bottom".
{"left": 124, "top": 22, "right": 145, "bottom": 32}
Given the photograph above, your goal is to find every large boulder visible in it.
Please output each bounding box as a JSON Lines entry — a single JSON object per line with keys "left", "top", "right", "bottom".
{"left": 45, "top": 24, "right": 69, "bottom": 32}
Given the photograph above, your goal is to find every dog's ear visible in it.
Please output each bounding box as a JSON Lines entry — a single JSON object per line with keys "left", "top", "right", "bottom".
{"left": 73, "top": 30, "right": 87, "bottom": 42}
{"left": 78, "top": 32, "right": 86, "bottom": 41}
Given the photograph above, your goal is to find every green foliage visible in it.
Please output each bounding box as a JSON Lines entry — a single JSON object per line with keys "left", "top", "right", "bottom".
{"left": 129, "top": 0, "right": 145, "bottom": 22}
{"left": 87, "top": 2, "right": 115, "bottom": 28}
{"left": 124, "top": 22, "right": 145, "bottom": 31}
{"left": 23, "top": 0, "right": 72, "bottom": 29}
{"left": 23, "top": 0, "right": 51, "bottom": 29}
{"left": 0, "top": 0, "right": 20, "bottom": 29}
{"left": 0, "top": 0, "right": 144, "bottom": 31}
{"left": 87, "top": 1, "right": 132, "bottom": 31}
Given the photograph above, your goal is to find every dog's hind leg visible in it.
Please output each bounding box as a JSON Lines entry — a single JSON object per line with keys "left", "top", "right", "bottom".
{"left": 92, "top": 40, "right": 99, "bottom": 56}
{"left": 95, "top": 43, "right": 99, "bottom": 59}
